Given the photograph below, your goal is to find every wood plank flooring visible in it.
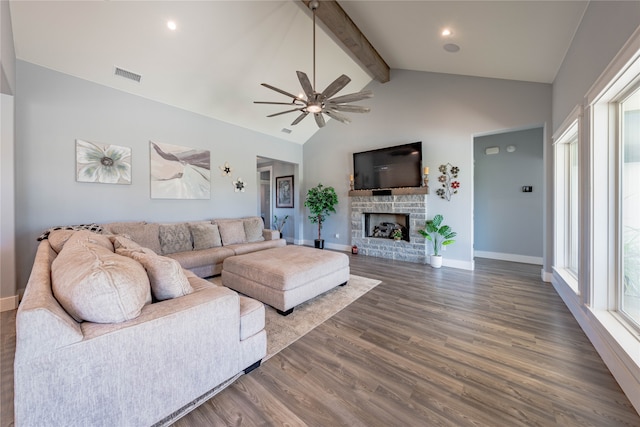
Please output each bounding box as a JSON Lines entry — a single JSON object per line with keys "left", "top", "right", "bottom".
{"left": 2, "top": 255, "right": 639, "bottom": 426}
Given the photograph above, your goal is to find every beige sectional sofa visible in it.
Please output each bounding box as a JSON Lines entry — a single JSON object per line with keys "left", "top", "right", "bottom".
{"left": 101, "top": 216, "right": 286, "bottom": 277}
{"left": 14, "top": 216, "right": 283, "bottom": 426}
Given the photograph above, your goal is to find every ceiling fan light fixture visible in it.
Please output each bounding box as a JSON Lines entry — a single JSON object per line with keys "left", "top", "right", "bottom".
{"left": 253, "top": 0, "right": 372, "bottom": 128}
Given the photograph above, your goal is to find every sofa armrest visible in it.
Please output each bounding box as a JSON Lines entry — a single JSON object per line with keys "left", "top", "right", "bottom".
{"left": 263, "top": 229, "right": 280, "bottom": 240}
{"left": 15, "top": 241, "right": 83, "bottom": 360}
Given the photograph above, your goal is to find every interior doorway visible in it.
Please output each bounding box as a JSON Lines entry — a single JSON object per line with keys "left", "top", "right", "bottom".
{"left": 257, "top": 166, "right": 272, "bottom": 229}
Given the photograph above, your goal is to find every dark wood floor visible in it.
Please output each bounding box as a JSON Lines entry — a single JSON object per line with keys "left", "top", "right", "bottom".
{"left": 2, "top": 255, "right": 639, "bottom": 426}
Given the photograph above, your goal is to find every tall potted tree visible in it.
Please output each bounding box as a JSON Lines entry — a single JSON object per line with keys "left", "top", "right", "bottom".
{"left": 304, "top": 183, "right": 338, "bottom": 249}
{"left": 418, "top": 214, "right": 456, "bottom": 268}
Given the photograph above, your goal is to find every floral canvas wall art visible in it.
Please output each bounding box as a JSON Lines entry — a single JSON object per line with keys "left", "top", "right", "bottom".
{"left": 149, "top": 141, "right": 210, "bottom": 199}
{"left": 76, "top": 139, "right": 132, "bottom": 184}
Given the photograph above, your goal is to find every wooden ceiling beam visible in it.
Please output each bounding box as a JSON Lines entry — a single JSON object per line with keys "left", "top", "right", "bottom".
{"left": 300, "top": 0, "right": 390, "bottom": 83}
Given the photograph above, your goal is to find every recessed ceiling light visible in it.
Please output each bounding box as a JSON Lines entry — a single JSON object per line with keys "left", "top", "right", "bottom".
{"left": 167, "top": 20, "right": 177, "bottom": 31}
{"left": 443, "top": 43, "right": 460, "bottom": 53}
{"left": 442, "top": 28, "right": 452, "bottom": 37}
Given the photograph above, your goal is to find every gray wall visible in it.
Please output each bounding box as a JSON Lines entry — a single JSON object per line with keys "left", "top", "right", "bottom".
{"left": 474, "top": 128, "right": 544, "bottom": 259}
{"left": 0, "top": 0, "right": 15, "bottom": 95}
{"left": 14, "top": 61, "right": 302, "bottom": 291}
{"left": 303, "top": 69, "right": 552, "bottom": 270}
{"left": 552, "top": 1, "right": 640, "bottom": 133}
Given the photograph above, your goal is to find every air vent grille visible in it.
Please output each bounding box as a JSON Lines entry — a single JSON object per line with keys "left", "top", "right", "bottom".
{"left": 114, "top": 66, "right": 142, "bottom": 83}
{"left": 281, "top": 128, "right": 292, "bottom": 134}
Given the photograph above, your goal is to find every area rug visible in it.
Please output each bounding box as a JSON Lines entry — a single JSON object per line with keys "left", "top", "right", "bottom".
{"left": 209, "top": 274, "right": 381, "bottom": 360}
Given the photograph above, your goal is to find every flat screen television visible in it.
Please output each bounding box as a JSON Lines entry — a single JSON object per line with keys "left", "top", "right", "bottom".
{"left": 353, "top": 142, "right": 422, "bottom": 190}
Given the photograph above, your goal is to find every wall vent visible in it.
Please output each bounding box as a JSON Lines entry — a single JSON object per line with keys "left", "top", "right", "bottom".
{"left": 114, "top": 66, "right": 142, "bottom": 83}
{"left": 281, "top": 128, "right": 292, "bottom": 134}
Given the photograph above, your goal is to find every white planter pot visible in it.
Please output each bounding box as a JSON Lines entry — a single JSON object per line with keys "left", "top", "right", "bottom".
{"left": 430, "top": 255, "right": 443, "bottom": 268}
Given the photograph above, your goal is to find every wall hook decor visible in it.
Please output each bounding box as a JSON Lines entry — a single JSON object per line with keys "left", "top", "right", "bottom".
{"left": 436, "top": 163, "right": 460, "bottom": 201}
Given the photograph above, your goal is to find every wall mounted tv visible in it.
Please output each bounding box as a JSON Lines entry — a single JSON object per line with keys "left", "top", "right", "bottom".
{"left": 353, "top": 142, "right": 423, "bottom": 190}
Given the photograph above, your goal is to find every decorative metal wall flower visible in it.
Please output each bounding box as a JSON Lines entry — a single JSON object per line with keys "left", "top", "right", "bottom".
{"left": 233, "top": 177, "right": 246, "bottom": 192}
{"left": 436, "top": 163, "right": 460, "bottom": 201}
{"left": 76, "top": 139, "right": 131, "bottom": 184}
{"left": 219, "top": 161, "right": 232, "bottom": 176}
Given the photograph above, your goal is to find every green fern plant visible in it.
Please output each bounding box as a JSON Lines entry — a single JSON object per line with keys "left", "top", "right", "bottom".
{"left": 418, "top": 214, "right": 456, "bottom": 256}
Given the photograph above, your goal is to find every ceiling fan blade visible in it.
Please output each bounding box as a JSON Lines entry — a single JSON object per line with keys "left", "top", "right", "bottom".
{"left": 291, "top": 112, "right": 308, "bottom": 126}
{"left": 327, "top": 90, "right": 373, "bottom": 104}
{"left": 321, "top": 74, "right": 351, "bottom": 99}
{"left": 260, "top": 83, "right": 304, "bottom": 102}
{"left": 296, "top": 71, "right": 315, "bottom": 99}
{"left": 254, "top": 101, "right": 304, "bottom": 106}
{"left": 314, "top": 113, "right": 326, "bottom": 128}
{"left": 326, "top": 104, "right": 371, "bottom": 113}
{"left": 266, "top": 107, "right": 304, "bottom": 118}
{"left": 324, "top": 109, "right": 352, "bottom": 124}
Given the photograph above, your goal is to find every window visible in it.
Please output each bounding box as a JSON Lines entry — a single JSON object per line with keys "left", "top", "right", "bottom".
{"left": 588, "top": 40, "right": 640, "bottom": 335}
{"left": 620, "top": 85, "right": 640, "bottom": 327}
{"left": 553, "top": 108, "right": 581, "bottom": 292}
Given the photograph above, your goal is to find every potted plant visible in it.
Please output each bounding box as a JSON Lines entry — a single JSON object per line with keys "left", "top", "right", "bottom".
{"left": 392, "top": 228, "right": 403, "bottom": 241}
{"left": 304, "top": 183, "right": 338, "bottom": 249}
{"left": 272, "top": 214, "right": 289, "bottom": 238}
{"left": 418, "top": 214, "right": 456, "bottom": 268}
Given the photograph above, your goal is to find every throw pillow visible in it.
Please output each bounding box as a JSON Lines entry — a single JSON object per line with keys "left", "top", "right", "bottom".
{"left": 243, "top": 217, "right": 265, "bottom": 243}
{"left": 159, "top": 223, "right": 192, "bottom": 254}
{"left": 48, "top": 229, "right": 114, "bottom": 253}
{"left": 189, "top": 223, "right": 222, "bottom": 250}
{"left": 51, "top": 230, "right": 151, "bottom": 323}
{"left": 116, "top": 248, "right": 194, "bottom": 301}
{"left": 217, "top": 220, "right": 247, "bottom": 245}
{"left": 105, "top": 222, "right": 162, "bottom": 254}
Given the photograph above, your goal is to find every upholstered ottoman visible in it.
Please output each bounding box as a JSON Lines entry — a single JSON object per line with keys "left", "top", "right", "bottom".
{"left": 222, "top": 246, "right": 350, "bottom": 315}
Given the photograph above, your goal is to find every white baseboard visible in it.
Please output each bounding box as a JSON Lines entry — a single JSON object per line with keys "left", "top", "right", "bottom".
{"left": 541, "top": 269, "right": 553, "bottom": 283}
{"left": 442, "top": 258, "right": 474, "bottom": 271}
{"left": 474, "top": 250, "right": 543, "bottom": 265}
{"left": 0, "top": 295, "right": 18, "bottom": 312}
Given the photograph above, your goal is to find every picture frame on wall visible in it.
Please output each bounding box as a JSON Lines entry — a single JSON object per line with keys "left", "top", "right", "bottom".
{"left": 276, "top": 175, "right": 294, "bottom": 208}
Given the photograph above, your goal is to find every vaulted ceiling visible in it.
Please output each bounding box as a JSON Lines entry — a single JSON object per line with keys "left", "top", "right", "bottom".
{"left": 9, "top": 1, "right": 589, "bottom": 144}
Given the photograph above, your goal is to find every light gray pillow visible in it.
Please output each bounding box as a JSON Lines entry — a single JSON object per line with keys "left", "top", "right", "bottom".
{"left": 217, "top": 220, "right": 247, "bottom": 245}
{"left": 116, "top": 248, "right": 194, "bottom": 301}
{"left": 159, "top": 223, "right": 192, "bottom": 254}
{"left": 51, "top": 231, "right": 151, "bottom": 323}
{"left": 105, "top": 222, "right": 162, "bottom": 254}
{"left": 244, "top": 217, "right": 265, "bottom": 243}
{"left": 189, "top": 223, "right": 222, "bottom": 250}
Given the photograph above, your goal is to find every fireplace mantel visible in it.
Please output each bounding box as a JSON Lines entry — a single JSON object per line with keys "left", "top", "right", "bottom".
{"left": 348, "top": 187, "right": 428, "bottom": 197}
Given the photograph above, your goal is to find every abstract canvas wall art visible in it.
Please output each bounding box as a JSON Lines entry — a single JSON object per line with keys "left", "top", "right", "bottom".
{"left": 149, "top": 141, "right": 210, "bottom": 199}
{"left": 76, "top": 139, "right": 132, "bottom": 184}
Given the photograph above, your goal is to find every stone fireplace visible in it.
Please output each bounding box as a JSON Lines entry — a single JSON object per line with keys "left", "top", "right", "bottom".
{"left": 350, "top": 189, "right": 428, "bottom": 263}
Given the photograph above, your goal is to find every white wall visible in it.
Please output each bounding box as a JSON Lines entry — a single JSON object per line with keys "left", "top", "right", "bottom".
{"left": 474, "top": 127, "right": 544, "bottom": 263}
{"left": 552, "top": 1, "right": 640, "bottom": 133}
{"left": 303, "top": 69, "right": 551, "bottom": 270}
{"left": 14, "top": 61, "right": 302, "bottom": 293}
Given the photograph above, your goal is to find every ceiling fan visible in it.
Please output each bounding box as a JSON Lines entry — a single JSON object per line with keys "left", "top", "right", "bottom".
{"left": 254, "top": 0, "right": 372, "bottom": 128}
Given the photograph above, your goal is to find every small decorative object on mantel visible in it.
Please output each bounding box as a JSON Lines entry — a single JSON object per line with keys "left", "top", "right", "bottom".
{"left": 233, "top": 177, "right": 246, "bottom": 192}
{"left": 349, "top": 174, "right": 355, "bottom": 191}
{"left": 437, "top": 163, "right": 460, "bottom": 201}
{"left": 219, "top": 161, "right": 232, "bottom": 177}
{"left": 422, "top": 167, "right": 429, "bottom": 193}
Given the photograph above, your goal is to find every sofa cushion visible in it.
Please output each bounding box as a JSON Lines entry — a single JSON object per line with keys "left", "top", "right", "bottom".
{"left": 217, "top": 220, "right": 247, "bottom": 245}
{"left": 165, "top": 246, "right": 235, "bottom": 270}
{"left": 189, "top": 223, "right": 222, "bottom": 250}
{"left": 159, "top": 223, "right": 192, "bottom": 254}
{"left": 116, "top": 247, "right": 194, "bottom": 301}
{"left": 48, "top": 229, "right": 114, "bottom": 253}
{"left": 51, "top": 230, "right": 151, "bottom": 323}
{"left": 243, "top": 217, "right": 265, "bottom": 243}
{"left": 104, "top": 222, "right": 162, "bottom": 254}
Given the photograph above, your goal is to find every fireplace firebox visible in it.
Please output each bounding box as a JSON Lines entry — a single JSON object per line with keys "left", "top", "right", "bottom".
{"left": 364, "top": 213, "right": 410, "bottom": 241}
